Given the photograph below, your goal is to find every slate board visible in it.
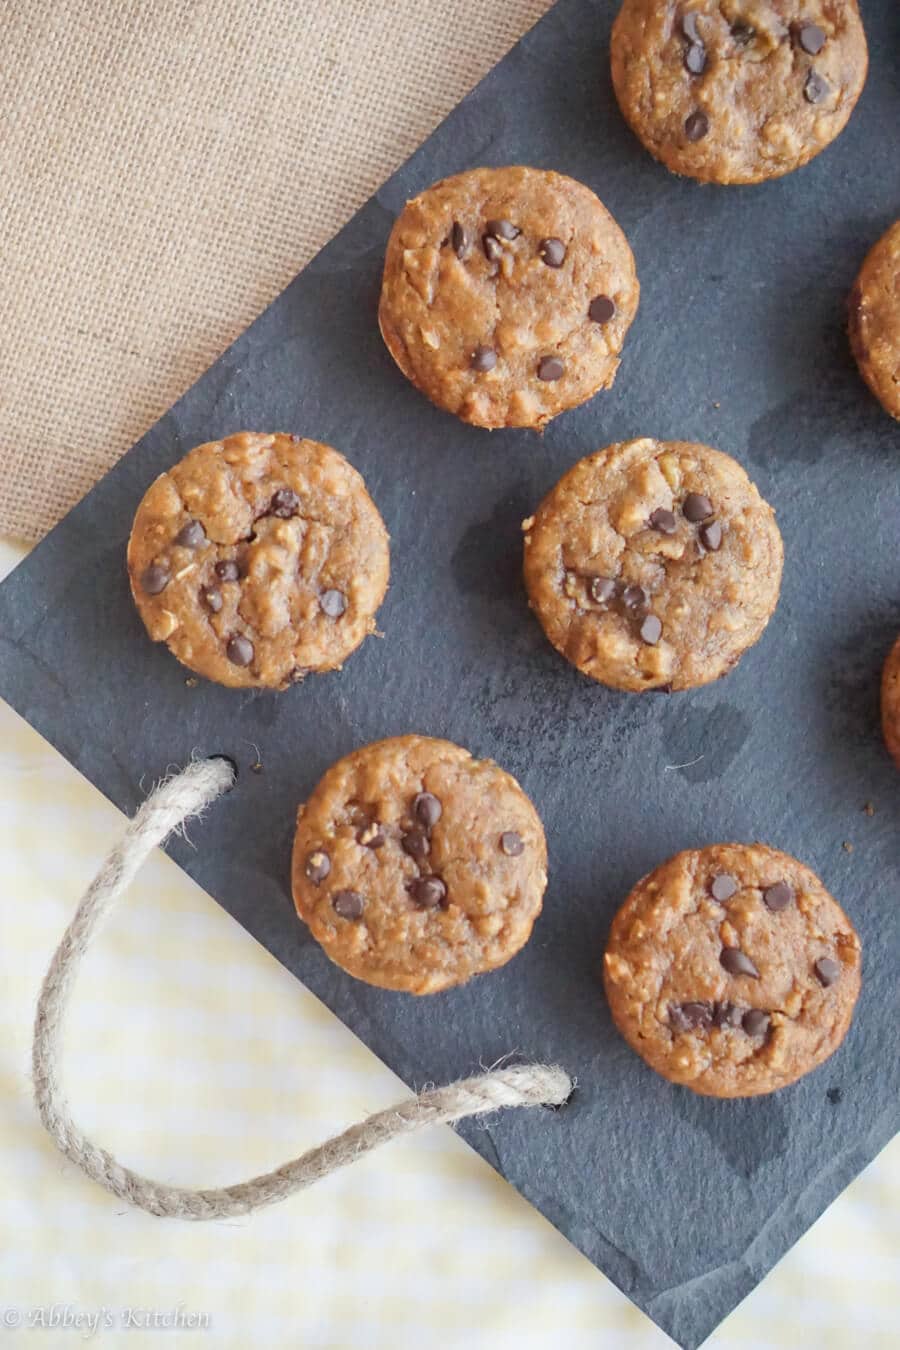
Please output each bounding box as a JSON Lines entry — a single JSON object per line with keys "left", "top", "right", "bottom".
{"left": 2, "top": 2, "right": 899, "bottom": 1345}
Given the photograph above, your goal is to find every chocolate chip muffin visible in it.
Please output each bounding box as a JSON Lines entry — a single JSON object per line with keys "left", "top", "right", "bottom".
{"left": 603, "top": 844, "right": 862, "bottom": 1097}
{"left": 127, "top": 432, "right": 390, "bottom": 689}
{"left": 848, "top": 219, "right": 900, "bottom": 420}
{"left": 610, "top": 1, "right": 869, "bottom": 185}
{"left": 881, "top": 636, "right": 900, "bottom": 769}
{"left": 378, "top": 166, "right": 639, "bottom": 429}
{"left": 291, "top": 735, "right": 547, "bottom": 993}
{"left": 522, "top": 438, "right": 783, "bottom": 692}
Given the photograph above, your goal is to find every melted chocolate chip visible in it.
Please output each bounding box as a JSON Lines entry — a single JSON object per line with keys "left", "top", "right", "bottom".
{"left": 471, "top": 345, "right": 497, "bottom": 372}
{"left": 670, "top": 1001, "right": 712, "bottom": 1032}
{"left": 742, "top": 1009, "right": 770, "bottom": 1037}
{"left": 684, "top": 42, "right": 707, "bottom": 75}
{"left": 401, "top": 829, "right": 430, "bottom": 860}
{"left": 174, "top": 519, "right": 205, "bottom": 548}
{"left": 357, "top": 822, "right": 386, "bottom": 848}
{"left": 305, "top": 850, "right": 331, "bottom": 884}
{"left": 413, "top": 792, "right": 442, "bottom": 828}
{"left": 485, "top": 218, "right": 520, "bottom": 241}
{"left": 720, "top": 946, "right": 760, "bottom": 978}
{"left": 814, "top": 956, "right": 841, "bottom": 987}
{"left": 141, "top": 564, "right": 170, "bottom": 595}
{"left": 500, "top": 831, "right": 524, "bottom": 856}
{"left": 226, "top": 634, "right": 254, "bottom": 667}
{"left": 710, "top": 873, "right": 739, "bottom": 902}
{"left": 201, "top": 585, "right": 223, "bottom": 614}
{"left": 482, "top": 234, "right": 503, "bottom": 263}
{"left": 683, "top": 492, "right": 714, "bottom": 522}
{"left": 589, "top": 295, "right": 616, "bottom": 323}
{"left": 539, "top": 237, "right": 566, "bottom": 267}
{"left": 451, "top": 220, "right": 467, "bottom": 257}
{"left": 713, "top": 1000, "right": 743, "bottom": 1028}
{"left": 320, "top": 589, "right": 347, "bottom": 618}
{"left": 537, "top": 355, "right": 565, "bottom": 382}
{"left": 270, "top": 488, "right": 300, "bottom": 518}
{"left": 640, "top": 614, "right": 662, "bottom": 645}
{"left": 699, "top": 519, "right": 723, "bottom": 552}
{"left": 589, "top": 576, "right": 618, "bottom": 606}
{"left": 763, "top": 881, "right": 794, "bottom": 912}
{"left": 649, "top": 508, "right": 677, "bottom": 535}
{"left": 622, "top": 583, "right": 649, "bottom": 612}
{"left": 215, "top": 560, "right": 241, "bottom": 582}
{"left": 685, "top": 110, "right": 710, "bottom": 142}
{"left": 804, "top": 69, "right": 830, "bottom": 104}
{"left": 794, "top": 22, "right": 826, "bottom": 55}
{"left": 731, "top": 21, "right": 755, "bottom": 46}
{"left": 410, "top": 875, "right": 447, "bottom": 909}
{"left": 332, "top": 889, "right": 365, "bottom": 920}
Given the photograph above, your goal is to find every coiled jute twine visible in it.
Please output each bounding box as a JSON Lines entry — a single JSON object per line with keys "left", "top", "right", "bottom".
{"left": 32, "top": 757, "right": 572, "bottom": 1219}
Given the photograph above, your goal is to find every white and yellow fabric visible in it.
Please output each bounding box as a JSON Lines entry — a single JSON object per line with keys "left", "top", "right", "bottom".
{"left": 1, "top": 541, "right": 897, "bottom": 1349}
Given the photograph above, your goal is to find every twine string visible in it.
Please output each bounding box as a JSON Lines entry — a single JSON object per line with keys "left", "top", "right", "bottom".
{"left": 32, "top": 758, "right": 572, "bottom": 1219}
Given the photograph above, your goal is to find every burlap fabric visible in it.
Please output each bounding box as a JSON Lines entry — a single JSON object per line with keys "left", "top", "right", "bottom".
{"left": 0, "top": 1, "right": 552, "bottom": 543}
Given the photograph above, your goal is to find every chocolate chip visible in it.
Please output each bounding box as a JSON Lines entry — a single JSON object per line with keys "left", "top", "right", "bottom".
{"left": 320, "top": 589, "right": 347, "bottom": 618}
{"left": 814, "top": 956, "right": 841, "bottom": 987}
{"left": 401, "top": 828, "right": 430, "bottom": 860}
{"left": 270, "top": 488, "right": 300, "bottom": 518}
{"left": 451, "top": 220, "right": 467, "bottom": 257}
{"left": 742, "top": 1009, "right": 770, "bottom": 1037}
{"left": 357, "top": 822, "right": 386, "bottom": 849}
{"left": 539, "top": 237, "right": 566, "bottom": 267}
{"left": 174, "top": 519, "right": 205, "bottom": 548}
{"left": 413, "top": 792, "right": 442, "bottom": 828}
{"left": 794, "top": 22, "right": 826, "bottom": 55}
{"left": 713, "top": 1000, "right": 742, "bottom": 1028}
{"left": 215, "top": 560, "right": 241, "bottom": 582}
{"left": 720, "top": 946, "right": 760, "bottom": 978}
{"left": 485, "top": 218, "right": 519, "bottom": 241}
{"left": 500, "top": 831, "right": 524, "bottom": 856}
{"left": 141, "top": 564, "right": 170, "bottom": 595}
{"left": 710, "top": 873, "right": 739, "bottom": 902}
{"left": 681, "top": 1001, "right": 713, "bottom": 1028}
{"left": 590, "top": 576, "right": 618, "bottom": 606}
{"left": 680, "top": 11, "right": 701, "bottom": 43}
{"left": 537, "top": 356, "right": 565, "bottom": 382}
{"left": 731, "top": 21, "right": 755, "bottom": 46}
{"left": 670, "top": 1001, "right": 711, "bottom": 1032}
{"left": 410, "top": 875, "right": 447, "bottom": 909}
{"left": 226, "top": 634, "right": 254, "bottom": 667}
{"left": 685, "top": 110, "right": 710, "bottom": 142}
{"left": 304, "top": 850, "right": 331, "bottom": 884}
{"left": 804, "top": 69, "right": 829, "bottom": 104}
{"left": 640, "top": 614, "right": 662, "bottom": 645}
{"left": 471, "top": 345, "right": 497, "bottom": 372}
{"left": 482, "top": 234, "right": 503, "bottom": 263}
{"left": 699, "top": 519, "right": 723, "bottom": 552}
{"left": 683, "top": 492, "right": 713, "bottom": 522}
{"left": 201, "top": 585, "right": 223, "bottom": 613}
{"left": 763, "top": 881, "right": 794, "bottom": 912}
{"left": 589, "top": 295, "right": 616, "bottom": 324}
{"left": 332, "top": 889, "right": 365, "bottom": 920}
{"left": 649, "top": 508, "right": 677, "bottom": 535}
{"left": 684, "top": 42, "right": 707, "bottom": 75}
{"left": 622, "top": 583, "right": 649, "bottom": 612}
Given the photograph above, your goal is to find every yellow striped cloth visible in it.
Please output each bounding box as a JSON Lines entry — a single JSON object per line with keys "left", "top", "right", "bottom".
{"left": 1, "top": 537, "right": 896, "bottom": 1349}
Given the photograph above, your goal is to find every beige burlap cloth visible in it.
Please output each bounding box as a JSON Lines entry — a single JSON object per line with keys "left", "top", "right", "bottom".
{"left": 0, "top": 0, "right": 552, "bottom": 543}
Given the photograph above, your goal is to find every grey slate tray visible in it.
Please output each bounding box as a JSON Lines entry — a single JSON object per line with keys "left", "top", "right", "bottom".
{"left": 1, "top": 2, "right": 898, "bottom": 1345}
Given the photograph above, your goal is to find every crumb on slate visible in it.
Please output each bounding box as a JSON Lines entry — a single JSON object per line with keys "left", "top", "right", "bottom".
{"left": 863, "top": 801, "right": 875, "bottom": 816}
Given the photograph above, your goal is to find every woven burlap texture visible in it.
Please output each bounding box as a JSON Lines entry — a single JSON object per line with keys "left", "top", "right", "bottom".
{"left": 0, "top": 0, "right": 552, "bottom": 543}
